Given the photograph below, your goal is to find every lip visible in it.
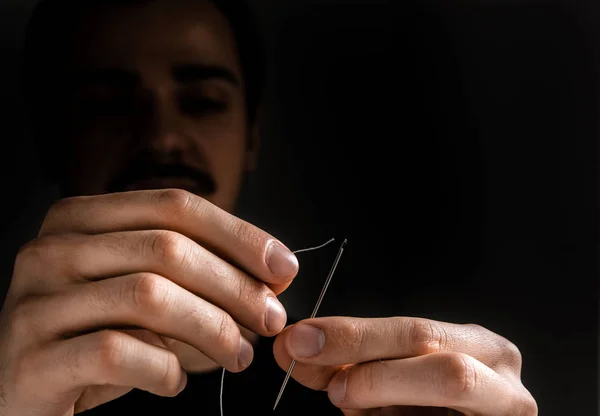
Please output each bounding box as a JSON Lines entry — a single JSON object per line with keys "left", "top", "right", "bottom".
{"left": 125, "top": 177, "right": 204, "bottom": 193}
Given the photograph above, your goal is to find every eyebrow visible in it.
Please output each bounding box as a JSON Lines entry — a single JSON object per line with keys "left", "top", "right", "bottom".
{"left": 172, "top": 64, "right": 239, "bottom": 87}
{"left": 70, "top": 64, "right": 239, "bottom": 89}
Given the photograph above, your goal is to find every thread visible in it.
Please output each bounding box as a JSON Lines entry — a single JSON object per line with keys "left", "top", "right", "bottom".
{"left": 219, "top": 238, "right": 337, "bottom": 416}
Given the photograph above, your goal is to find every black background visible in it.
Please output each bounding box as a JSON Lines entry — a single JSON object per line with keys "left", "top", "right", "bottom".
{"left": 0, "top": 0, "right": 598, "bottom": 414}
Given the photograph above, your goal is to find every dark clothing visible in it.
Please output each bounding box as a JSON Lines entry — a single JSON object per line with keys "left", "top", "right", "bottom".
{"left": 81, "top": 328, "right": 339, "bottom": 415}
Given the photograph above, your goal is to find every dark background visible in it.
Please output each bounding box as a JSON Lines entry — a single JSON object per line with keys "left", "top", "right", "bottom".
{"left": 0, "top": 0, "right": 598, "bottom": 414}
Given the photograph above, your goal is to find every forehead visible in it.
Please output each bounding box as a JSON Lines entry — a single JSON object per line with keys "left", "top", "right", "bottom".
{"left": 69, "top": 0, "right": 241, "bottom": 77}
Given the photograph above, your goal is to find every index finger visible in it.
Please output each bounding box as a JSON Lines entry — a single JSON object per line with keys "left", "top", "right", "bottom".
{"left": 39, "top": 189, "right": 299, "bottom": 287}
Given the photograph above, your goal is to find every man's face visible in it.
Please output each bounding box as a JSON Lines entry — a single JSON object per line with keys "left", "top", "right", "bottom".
{"left": 59, "top": 0, "right": 256, "bottom": 212}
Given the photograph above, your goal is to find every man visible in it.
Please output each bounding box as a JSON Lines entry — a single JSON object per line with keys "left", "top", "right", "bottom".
{"left": 0, "top": 0, "right": 537, "bottom": 414}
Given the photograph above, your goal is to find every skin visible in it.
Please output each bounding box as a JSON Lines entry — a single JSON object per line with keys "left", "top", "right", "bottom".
{"left": 0, "top": 0, "right": 538, "bottom": 415}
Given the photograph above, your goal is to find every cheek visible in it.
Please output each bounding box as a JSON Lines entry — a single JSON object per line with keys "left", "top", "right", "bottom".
{"left": 197, "top": 111, "right": 248, "bottom": 177}
{"left": 210, "top": 134, "right": 247, "bottom": 182}
{"left": 201, "top": 128, "right": 248, "bottom": 211}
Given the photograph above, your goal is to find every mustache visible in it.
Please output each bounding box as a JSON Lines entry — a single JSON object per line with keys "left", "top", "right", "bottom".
{"left": 107, "top": 163, "right": 217, "bottom": 195}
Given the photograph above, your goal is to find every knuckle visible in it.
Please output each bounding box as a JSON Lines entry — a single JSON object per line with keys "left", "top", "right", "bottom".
{"left": 520, "top": 394, "right": 539, "bottom": 416}
{"left": 233, "top": 273, "right": 257, "bottom": 310}
{"left": 15, "top": 234, "right": 74, "bottom": 279}
{"left": 463, "top": 323, "right": 486, "bottom": 332}
{"left": 94, "top": 331, "right": 128, "bottom": 377}
{"left": 49, "top": 196, "right": 80, "bottom": 214}
{"left": 353, "top": 321, "right": 370, "bottom": 358}
{"left": 15, "top": 237, "right": 50, "bottom": 268}
{"left": 463, "top": 323, "right": 495, "bottom": 343}
{"left": 213, "top": 312, "right": 239, "bottom": 357}
{"left": 436, "top": 352, "right": 477, "bottom": 399}
{"left": 154, "top": 189, "right": 199, "bottom": 219}
{"left": 228, "top": 218, "right": 256, "bottom": 246}
{"left": 42, "top": 197, "right": 80, "bottom": 230}
{"left": 337, "top": 319, "right": 367, "bottom": 356}
{"left": 146, "top": 231, "right": 190, "bottom": 267}
{"left": 464, "top": 323, "right": 523, "bottom": 372}
{"left": 499, "top": 337, "right": 523, "bottom": 371}
{"left": 407, "top": 318, "right": 445, "bottom": 355}
{"left": 130, "top": 273, "right": 170, "bottom": 313}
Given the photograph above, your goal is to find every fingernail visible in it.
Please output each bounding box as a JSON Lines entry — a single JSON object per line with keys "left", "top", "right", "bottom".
{"left": 265, "top": 297, "right": 287, "bottom": 333}
{"left": 266, "top": 241, "right": 299, "bottom": 278}
{"left": 238, "top": 337, "right": 254, "bottom": 370}
{"left": 288, "top": 324, "right": 326, "bottom": 358}
{"left": 177, "top": 371, "right": 187, "bottom": 394}
{"left": 328, "top": 368, "right": 348, "bottom": 405}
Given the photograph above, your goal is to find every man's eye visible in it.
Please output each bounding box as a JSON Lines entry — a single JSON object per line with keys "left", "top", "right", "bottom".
{"left": 180, "top": 96, "right": 227, "bottom": 115}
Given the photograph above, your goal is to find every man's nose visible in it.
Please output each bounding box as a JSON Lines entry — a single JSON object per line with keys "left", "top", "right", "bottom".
{"left": 136, "top": 92, "right": 191, "bottom": 154}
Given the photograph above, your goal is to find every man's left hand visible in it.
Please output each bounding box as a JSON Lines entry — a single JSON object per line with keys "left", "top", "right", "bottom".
{"left": 273, "top": 317, "right": 537, "bottom": 415}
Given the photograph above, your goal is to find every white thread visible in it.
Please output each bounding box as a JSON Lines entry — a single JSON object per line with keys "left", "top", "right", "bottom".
{"left": 291, "top": 238, "right": 336, "bottom": 254}
{"left": 219, "top": 238, "right": 337, "bottom": 416}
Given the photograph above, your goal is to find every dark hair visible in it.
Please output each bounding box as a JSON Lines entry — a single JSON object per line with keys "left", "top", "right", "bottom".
{"left": 20, "top": 0, "right": 266, "bottom": 182}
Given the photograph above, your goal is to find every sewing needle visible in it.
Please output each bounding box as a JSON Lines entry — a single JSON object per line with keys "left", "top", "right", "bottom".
{"left": 273, "top": 238, "right": 347, "bottom": 411}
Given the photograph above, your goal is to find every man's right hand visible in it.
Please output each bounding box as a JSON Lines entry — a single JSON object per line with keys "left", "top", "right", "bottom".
{"left": 0, "top": 189, "right": 298, "bottom": 416}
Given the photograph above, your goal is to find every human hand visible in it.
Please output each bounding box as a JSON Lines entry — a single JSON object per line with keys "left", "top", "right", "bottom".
{"left": 0, "top": 189, "right": 297, "bottom": 415}
{"left": 274, "top": 316, "right": 537, "bottom": 415}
